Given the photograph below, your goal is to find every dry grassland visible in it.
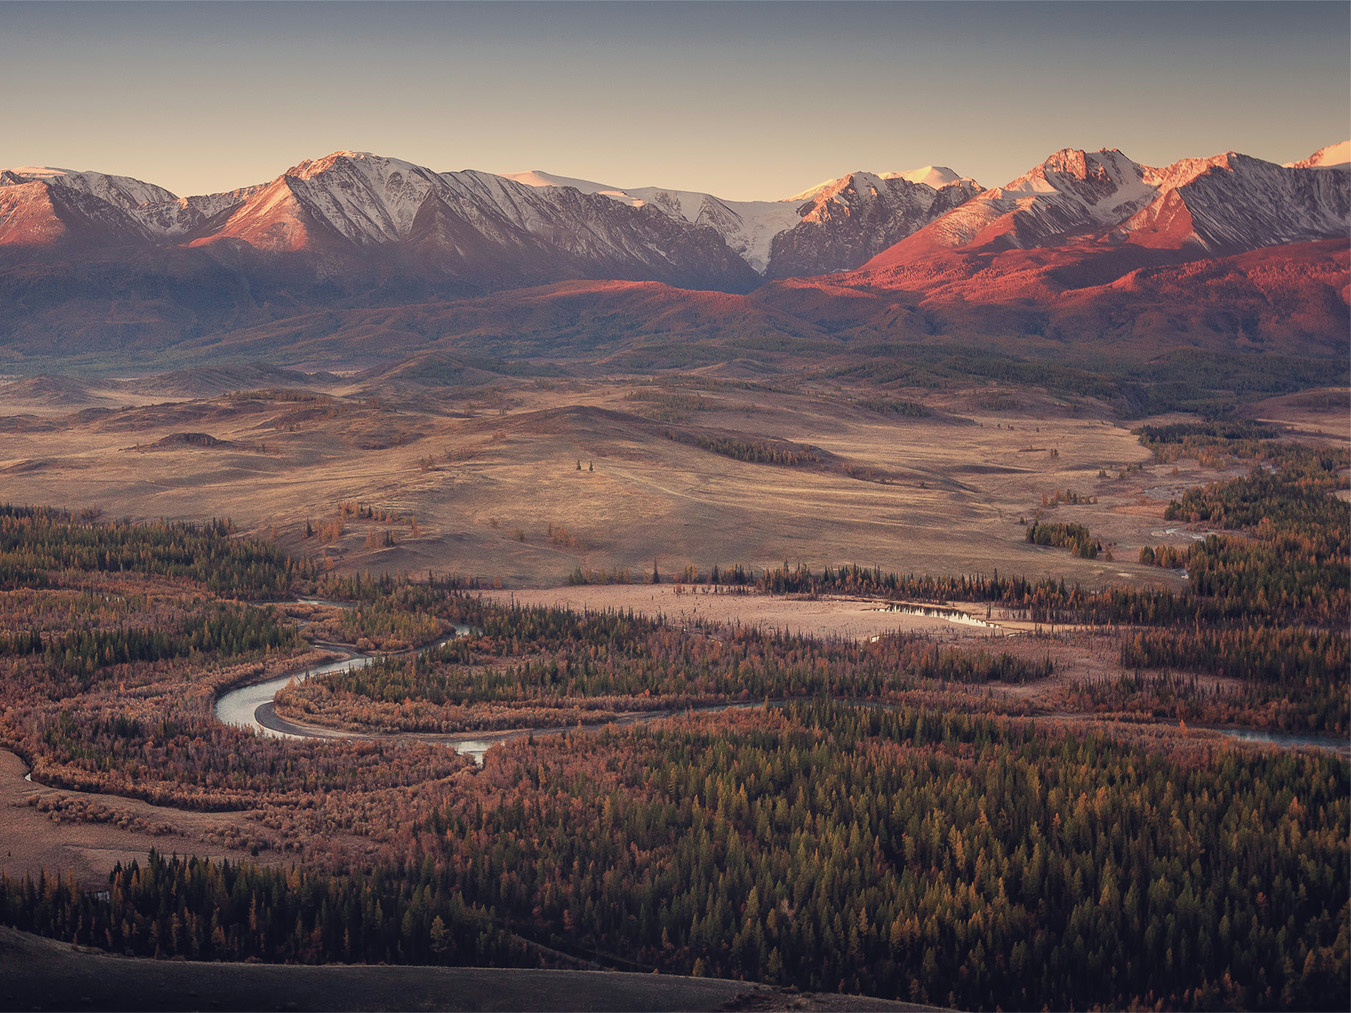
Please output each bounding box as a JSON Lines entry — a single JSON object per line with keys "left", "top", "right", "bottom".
{"left": 483, "top": 585, "right": 1037, "bottom": 640}
{"left": 1243, "top": 387, "right": 1350, "bottom": 441}
{"left": 0, "top": 375, "right": 1240, "bottom": 590}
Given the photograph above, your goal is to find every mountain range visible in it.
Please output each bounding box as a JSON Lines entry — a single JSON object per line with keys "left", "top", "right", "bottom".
{"left": 0, "top": 141, "right": 1345, "bottom": 366}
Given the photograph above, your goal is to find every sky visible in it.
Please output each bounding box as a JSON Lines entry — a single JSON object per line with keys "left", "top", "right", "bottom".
{"left": 2, "top": 1, "right": 1348, "bottom": 201}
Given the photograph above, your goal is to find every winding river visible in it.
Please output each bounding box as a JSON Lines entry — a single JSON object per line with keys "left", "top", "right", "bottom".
{"left": 213, "top": 629, "right": 497, "bottom": 758}
{"left": 214, "top": 610, "right": 1349, "bottom": 764}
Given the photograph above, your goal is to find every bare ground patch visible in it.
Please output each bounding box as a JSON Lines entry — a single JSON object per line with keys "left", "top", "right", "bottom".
{"left": 0, "top": 749, "right": 278, "bottom": 889}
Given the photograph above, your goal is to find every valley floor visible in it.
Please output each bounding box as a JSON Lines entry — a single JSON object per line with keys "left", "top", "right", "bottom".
{"left": 0, "top": 372, "right": 1344, "bottom": 1011}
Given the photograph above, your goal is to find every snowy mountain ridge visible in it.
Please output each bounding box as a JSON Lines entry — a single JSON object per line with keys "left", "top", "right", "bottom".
{"left": 867, "top": 142, "right": 1350, "bottom": 263}
{"left": 1, "top": 141, "right": 1345, "bottom": 290}
{"left": 785, "top": 165, "right": 973, "bottom": 202}
{"left": 0, "top": 152, "right": 990, "bottom": 278}
{"left": 506, "top": 165, "right": 980, "bottom": 274}
{"left": 0, "top": 166, "right": 178, "bottom": 211}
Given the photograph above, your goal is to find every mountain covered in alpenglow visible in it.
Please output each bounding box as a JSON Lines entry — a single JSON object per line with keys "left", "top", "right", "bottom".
{"left": 857, "top": 146, "right": 1348, "bottom": 265}
{"left": 0, "top": 142, "right": 1345, "bottom": 363}
{"left": 0, "top": 151, "right": 983, "bottom": 282}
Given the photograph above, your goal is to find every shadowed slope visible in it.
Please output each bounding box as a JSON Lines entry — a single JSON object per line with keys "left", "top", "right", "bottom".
{"left": 0, "top": 926, "right": 935, "bottom": 1012}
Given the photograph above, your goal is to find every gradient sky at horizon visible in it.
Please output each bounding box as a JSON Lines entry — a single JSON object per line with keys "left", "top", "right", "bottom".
{"left": 3, "top": 1, "right": 1348, "bottom": 200}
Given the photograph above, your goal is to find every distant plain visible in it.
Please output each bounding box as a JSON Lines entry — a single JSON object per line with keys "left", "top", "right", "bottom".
{"left": 5, "top": 368, "right": 1316, "bottom": 592}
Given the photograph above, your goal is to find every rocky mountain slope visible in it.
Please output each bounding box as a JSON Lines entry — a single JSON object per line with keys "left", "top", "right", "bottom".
{"left": 505, "top": 166, "right": 981, "bottom": 277}
{"left": 0, "top": 141, "right": 1344, "bottom": 366}
{"left": 504, "top": 170, "right": 803, "bottom": 274}
{"left": 766, "top": 169, "right": 982, "bottom": 278}
{"left": 860, "top": 145, "right": 1349, "bottom": 270}
{"left": 0, "top": 152, "right": 759, "bottom": 292}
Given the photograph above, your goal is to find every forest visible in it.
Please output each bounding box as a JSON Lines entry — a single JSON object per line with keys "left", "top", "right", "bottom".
{"left": 275, "top": 603, "right": 1049, "bottom": 734}
{"left": 0, "top": 419, "right": 1347, "bottom": 1009}
{"left": 1025, "top": 520, "right": 1101, "bottom": 559}
{"left": 3, "top": 704, "right": 1346, "bottom": 1010}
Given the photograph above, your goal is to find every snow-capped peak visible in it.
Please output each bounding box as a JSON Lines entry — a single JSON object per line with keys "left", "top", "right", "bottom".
{"left": 275, "top": 152, "right": 458, "bottom": 245}
{"left": 888, "top": 166, "right": 967, "bottom": 188}
{"left": 784, "top": 176, "right": 843, "bottom": 203}
{"left": 793, "top": 171, "right": 891, "bottom": 204}
{"left": 1002, "top": 149, "right": 1147, "bottom": 202}
{"left": 901, "top": 148, "right": 1157, "bottom": 251}
{"left": 501, "top": 169, "right": 645, "bottom": 208}
{"left": 0, "top": 165, "right": 178, "bottom": 208}
{"left": 285, "top": 150, "right": 417, "bottom": 181}
{"left": 1285, "top": 140, "right": 1351, "bottom": 169}
{"left": 786, "top": 172, "right": 888, "bottom": 203}
{"left": 503, "top": 169, "right": 591, "bottom": 190}
{"left": 788, "top": 166, "right": 976, "bottom": 203}
{"left": 1141, "top": 150, "right": 1255, "bottom": 191}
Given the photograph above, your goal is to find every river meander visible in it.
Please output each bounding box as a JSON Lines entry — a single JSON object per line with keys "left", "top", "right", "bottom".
{"left": 214, "top": 611, "right": 1348, "bottom": 764}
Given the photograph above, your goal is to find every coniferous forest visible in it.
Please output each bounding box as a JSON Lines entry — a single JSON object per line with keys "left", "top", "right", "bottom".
{"left": 0, "top": 421, "right": 1347, "bottom": 1010}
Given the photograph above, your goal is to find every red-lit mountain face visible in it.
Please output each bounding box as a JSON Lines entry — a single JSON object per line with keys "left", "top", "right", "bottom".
{"left": 780, "top": 146, "right": 1348, "bottom": 354}
{"left": 848, "top": 146, "right": 1347, "bottom": 286}
{"left": 0, "top": 144, "right": 1345, "bottom": 365}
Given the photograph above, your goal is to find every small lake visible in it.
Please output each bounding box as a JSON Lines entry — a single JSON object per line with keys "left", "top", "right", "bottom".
{"left": 873, "top": 602, "right": 1005, "bottom": 632}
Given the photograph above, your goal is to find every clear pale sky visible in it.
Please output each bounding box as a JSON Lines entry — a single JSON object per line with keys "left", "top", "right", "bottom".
{"left": 2, "top": 1, "right": 1347, "bottom": 200}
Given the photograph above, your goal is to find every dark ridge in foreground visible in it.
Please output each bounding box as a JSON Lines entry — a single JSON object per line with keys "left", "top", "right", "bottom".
{"left": 0, "top": 927, "right": 937, "bottom": 1013}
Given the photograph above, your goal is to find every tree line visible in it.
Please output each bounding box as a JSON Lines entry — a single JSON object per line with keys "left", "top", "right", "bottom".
{"left": 662, "top": 427, "right": 831, "bottom": 467}
{"left": 0, "top": 505, "right": 309, "bottom": 598}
